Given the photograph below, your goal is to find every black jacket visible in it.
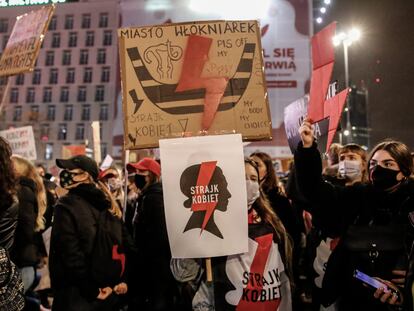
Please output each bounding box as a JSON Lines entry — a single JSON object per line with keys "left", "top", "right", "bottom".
{"left": 11, "top": 177, "right": 39, "bottom": 267}
{"left": 294, "top": 142, "right": 414, "bottom": 310}
{"left": 50, "top": 183, "right": 134, "bottom": 310}
{"left": 0, "top": 196, "right": 18, "bottom": 251}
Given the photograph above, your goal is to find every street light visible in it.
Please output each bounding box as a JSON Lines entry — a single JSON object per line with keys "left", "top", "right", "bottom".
{"left": 332, "top": 28, "right": 361, "bottom": 141}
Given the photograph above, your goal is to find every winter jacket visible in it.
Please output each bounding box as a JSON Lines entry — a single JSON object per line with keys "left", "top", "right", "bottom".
{"left": 11, "top": 177, "right": 39, "bottom": 267}
{"left": 49, "top": 183, "right": 133, "bottom": 311}
{"left": 0, "top": 196, "right": 18, "bottom": 251}
{"left": 294, "top": 142, "right": 414, "bottom": 311}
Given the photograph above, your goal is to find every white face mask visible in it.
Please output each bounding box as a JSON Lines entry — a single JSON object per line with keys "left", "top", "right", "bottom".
{"left": 338, "top": 160, "right": 362, "bottom": 181}
{"left": 246, "top": 179, "right": 260, "bottom": 210}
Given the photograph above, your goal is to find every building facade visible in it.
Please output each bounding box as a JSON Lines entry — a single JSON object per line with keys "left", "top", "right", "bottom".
{"left": 0, "top": 0, "right": 120, "bottom": 168}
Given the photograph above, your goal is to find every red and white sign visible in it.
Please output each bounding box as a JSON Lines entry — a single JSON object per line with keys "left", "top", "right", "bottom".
{"left": 160, "top": 134, "right": 248, "bottom": 258}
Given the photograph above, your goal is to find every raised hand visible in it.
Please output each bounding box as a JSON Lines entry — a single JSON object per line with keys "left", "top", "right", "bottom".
{"left": 299, "top": 117, "right": 314, "bottom": 148}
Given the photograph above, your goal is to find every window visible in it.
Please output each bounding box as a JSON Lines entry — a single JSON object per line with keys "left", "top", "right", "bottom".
{"left": 78, "top": 86, "right": 87, "bottom": 102}
{"left": 13, "top": 106, "right": 22, "bottom": 121}
{"left": 29, "top": 105, "right": 39, "bottom": 121}
{"left": 0, "top": 76, "right": 7, "bottom": 85}
{"left": 99, "top": 13, "right": 108, "bottom": 28}
{"left": 47, "top": 105, "right": 55, "bottom": 121}
{"left": 48, "top": 16, "right": 57, "bottom": 31}
{"left": 58, "top": 123, "right": 67, "bottom": 140}
{"left": 52, "top": 33, "right": 60, "bottom": 48}
{"left": 68, "top": 32, "right": 77, "bottom": 47}
{"left": 64, "top": 105, "right": 73, "bottom": 121}
{"left": 100, "top": 142, "right": 108, "bottom": 159}
{"left": 41, "top": 124, "right": 50, "bottom": 140}
{"left": 10, "top": 88, "right": 18, "bottom": 103}
{"left": 2, "top": 35, "right": 9, "bottom": 49}
{"left": 49, "top": 68, "right": 58, "bottom": 84}
{"left": 45, "top": 143, "right": 53, "bottom": 160}
{"left": 66, "top": 68, "right": 75, "bottom": 83}
{"left": 82, "top": 14, "right": 91, "bottom": 29}
{"left": 95, "top": 85, "right": 105, "bottom": 101}
{"left": 26, "top": 87, "right": 35, "bottom": 103}
{"left": 75, "top": 123, "right": 85, "bottom": 140}
{"left": 79, "top": 49, "right": 88, "bottom": 65}
{"left": 60, "top": 86, "right": 69, "bottom": 102}
{"left": 43, "top": 87, "right": 52, "bottom": 103}
{"left": 32, "top": 69, "right": 41, "bottom": 85}
{"left": 103, "top": 30, "right": 112, "bottom": 46}
{"left": 0, "top": 19, "right": 8, "bottom": 33}
{"left": 65, "top": 15, "right": 74, "bottom": 30}
{"left": 81, "top": 104, "right": 90, "bottom": 121}
{"left": 99, "top": 104, "right": 109, "bottom": 121}
{"left": 83, "top": 67, "right": 92, "bottom": 83}
{"left": 101, "top": 67, "right": 110, "bottom": 82}
{"left": 62, "top": 50, "right": 71, "bottom": 65}
{"left": 15, "top": 74, "right": 24, "bottom": 85}
{"left": 45, "top": 51, "right": 54, "bottom": 66}
{"left": 97, "top": 49, "right": 106, "bottom": 64}
{"left": 85, "top": 31, "right": 94, "bottom": 47}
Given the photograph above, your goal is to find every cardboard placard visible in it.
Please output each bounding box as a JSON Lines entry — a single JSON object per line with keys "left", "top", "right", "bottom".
{"left": 0, "top": 126, "right": 37, "bottom": 160}
{"left": 159, "top": 134, "right": 248, "bottom": 258}
{"left": 118, "top": 20, "right": 271, "bottom": 150}
{"left": 0, "top": 5, "right": 55, "bottom": 77}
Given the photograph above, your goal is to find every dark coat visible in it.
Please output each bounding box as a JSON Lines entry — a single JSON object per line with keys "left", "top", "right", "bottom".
{"left": 132, "top": 182, "right": 178, "bottom": 310}
{"left": 49, "top": 183, "right": 132, "bottom": 311}
{"left": 11, "top": 177, "right": 39, "bottom": 267}
{"left": 294, "top": 142, "right": 414, "bottom": 311}
{"left": 0, "top": 196, "right": 18, "bottom": 251}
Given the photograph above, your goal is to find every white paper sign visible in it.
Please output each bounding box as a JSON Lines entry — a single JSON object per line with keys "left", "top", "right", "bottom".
{"left": 0, "top": 126, "right": 37, "bottom": 160}
{"left": 160, "top": 134, "right": 248, "bottom": 258}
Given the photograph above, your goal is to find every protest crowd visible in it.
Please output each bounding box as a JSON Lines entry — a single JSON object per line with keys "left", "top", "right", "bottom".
{"left": 2, "top": 118, "right": 414, "bottom": 311}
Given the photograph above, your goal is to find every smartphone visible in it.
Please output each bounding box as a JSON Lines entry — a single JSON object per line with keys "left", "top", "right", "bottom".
{"left": 353, "top": 270, "right": 391, "bottom": 293}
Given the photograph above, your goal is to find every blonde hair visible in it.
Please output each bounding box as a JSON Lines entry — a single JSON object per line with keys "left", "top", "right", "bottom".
{"left": 12, "top": 156, "right": 47, "bottom": 232}
{"left": 97, "top": 180, "right": 122, "bottom": 219}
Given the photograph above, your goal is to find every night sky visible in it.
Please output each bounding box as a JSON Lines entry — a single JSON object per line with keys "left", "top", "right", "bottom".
{"left": 314, "top": 0, "right": 414, "bottom": 148}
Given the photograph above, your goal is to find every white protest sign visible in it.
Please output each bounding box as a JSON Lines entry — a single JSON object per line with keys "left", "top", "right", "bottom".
{"left": 160, "top": 134, "right": 248, "bottom": 258}
{"left": 0, "top": 126, "right": 37, "bottom": 160}
{"left": 100, "top": 154, "right": 114, "bottom": 170}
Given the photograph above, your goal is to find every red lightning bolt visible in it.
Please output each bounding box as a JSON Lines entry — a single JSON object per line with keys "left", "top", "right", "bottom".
{"left": 191, "top": 161, "right": 218, "bottom": 235}
{"left": 175, "top": 35, "right": 228, "bottom": 130}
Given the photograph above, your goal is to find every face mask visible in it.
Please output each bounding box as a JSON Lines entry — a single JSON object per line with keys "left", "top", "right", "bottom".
{"left": 59, "top": 170, "right": 81, "bottom": 189}
{"left": 108, "top": 178, "right": 122, "bottom": 192}
{"left": 338, "top": 160, "right": 362, "bottom": 181}
{"left": 370, "top": 165, "right": 401, "bottom": 190}
{"left": 246, "top": 179, "right": 260, "bottom": 210}
{"left": 134, "top": 174, "right": 147, "bottom": 190}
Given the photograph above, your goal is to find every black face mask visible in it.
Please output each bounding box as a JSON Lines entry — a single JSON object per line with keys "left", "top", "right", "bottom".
{"left": 134, "top": 174, "right": 147, "bottom": 190}
{"left": 370, "top": 165, "right": 401, "bottom": 191}
{"left": 59, "top": 170, "right": 80, "bottom": 188}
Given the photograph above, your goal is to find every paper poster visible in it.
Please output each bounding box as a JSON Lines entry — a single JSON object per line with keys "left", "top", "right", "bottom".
{"left": 0, "top": 5, "right": 55, "bottom": 76}
{"left": 119, "top": 20, "right": 271, "bottom": 150}
{"left": 0, "top": 126, "right": 37, "bottom": 160}
{"left": 160, "top": 134, "right": 248, "bottom": 258}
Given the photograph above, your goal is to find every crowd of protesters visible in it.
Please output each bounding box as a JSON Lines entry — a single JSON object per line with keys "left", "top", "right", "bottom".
{"left": 2, "top": 118, "right": 414, "bottom": 311}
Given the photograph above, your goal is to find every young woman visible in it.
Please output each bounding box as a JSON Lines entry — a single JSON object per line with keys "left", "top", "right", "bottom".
{"left": 295, "top": 118, "right": 414, "bottom": 310}
{"left": 171, "top": 158, "right": 293, "bottom": 311}
{"left": 11, "top": 155, "right": 47, "bottom": 294}
{"left": 50, "top": 155, "right": 130, "bottom": 311}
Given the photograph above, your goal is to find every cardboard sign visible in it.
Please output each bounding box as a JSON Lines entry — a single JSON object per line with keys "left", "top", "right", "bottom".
{"left": 61, "top": 145, "right": 86, "bottom": 159}
{"left": 284, "top": 94, "right": 328, "bottom": 154}
{"left": 0, "top": 126, "right": 37, "bottom": 160}
{"left": 0, "top": 5, "right": 55, "bottom": 76}
{"left": 119, "top": 20, "right": 271, "bottom": 150}
{"left": 160, "top": 134, "right": 248, "bottom": 258}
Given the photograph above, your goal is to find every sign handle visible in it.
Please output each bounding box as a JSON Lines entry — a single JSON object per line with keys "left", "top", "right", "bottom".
{"left": 205, "top": 258, "right": 213, "bottom": 282}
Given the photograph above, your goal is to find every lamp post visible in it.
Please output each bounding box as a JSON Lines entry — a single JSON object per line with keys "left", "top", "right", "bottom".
{"left": 333, "top": 28, "right": 361, "bottom": 143}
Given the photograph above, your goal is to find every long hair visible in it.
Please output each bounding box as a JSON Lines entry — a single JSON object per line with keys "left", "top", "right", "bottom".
{"left": 245, "top": 158, "right": 293, "bottom": 283}
{"left": 97, "top": 180, "right": 122, "bottom": 219}
{"left": 250, "top": 152, "right": 280, "bottom": 194}
{"left": 12, "top": 156, "right": 46, "bottom": 232}
{"left": 368, "top": 140, "right": 413, "bottom": 179}
{"left": 0, "top": 137, "right": 16, "bottom": 212}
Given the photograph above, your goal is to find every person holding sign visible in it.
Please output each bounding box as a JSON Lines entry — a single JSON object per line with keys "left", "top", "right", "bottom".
{"left": 171, "top": 158, "right": 293, "bottom": 311}
{"left": 295, "top": 118, "right": 414, "bottom": 310}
